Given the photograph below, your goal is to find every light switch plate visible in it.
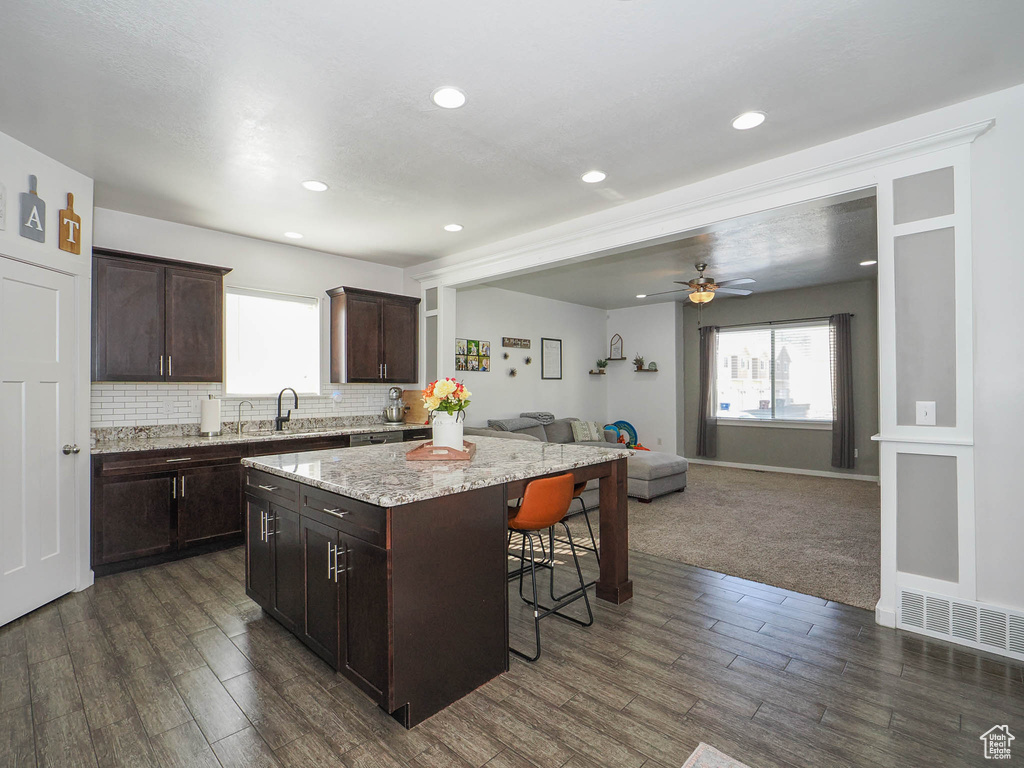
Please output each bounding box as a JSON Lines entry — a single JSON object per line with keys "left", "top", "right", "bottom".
{"left": 916, "top": 401, "right": 936, "bottom": 426}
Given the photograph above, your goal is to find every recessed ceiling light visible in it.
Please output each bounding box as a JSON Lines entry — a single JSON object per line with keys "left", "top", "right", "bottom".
{"left": 731, "top": 111, "right": 766, "bottom": 130}
{"left": 431, "top": 86, "right": 466, "bottom": 109}
{"left": 443, "top": 223, "right": 463, "bottom": 232}
{"left": 635, "top": 294, "right": 647, "bottom": 299}
{"left": 301, "top": 180, "right": 328, "bottom": 192}
{"left": 581, "top": 170, "right": 607, "bottom": 184}
{"left": 860, "top": 260, "right": 878, "bottom": 266}
{"left": 284, "top": 232, "right": 303, "bottom": 239}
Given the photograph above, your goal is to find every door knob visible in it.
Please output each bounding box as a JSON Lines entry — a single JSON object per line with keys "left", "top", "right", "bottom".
{"left": 62, "top": 444, "right": 81, "bottom": 455}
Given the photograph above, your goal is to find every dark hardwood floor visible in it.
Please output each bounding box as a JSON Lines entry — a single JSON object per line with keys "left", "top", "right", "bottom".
{"left": 2, "top": 544, "right": 1022, "bottom": 768}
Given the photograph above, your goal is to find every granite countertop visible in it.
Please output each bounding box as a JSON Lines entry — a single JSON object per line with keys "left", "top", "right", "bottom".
{"left": 241, "top": 436, "right": 633, "bottom": 507}
{"left": 91, "top": 422, "right": 428, "bottom": 455}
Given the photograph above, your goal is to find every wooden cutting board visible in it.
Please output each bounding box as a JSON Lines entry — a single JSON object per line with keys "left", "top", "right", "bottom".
{"left": 401, "top": 389, "right": 429, "bottom": 425}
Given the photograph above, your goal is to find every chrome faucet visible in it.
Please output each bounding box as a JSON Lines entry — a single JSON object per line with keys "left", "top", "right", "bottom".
{"left": 275, "top": 388, "right": 299, "bottom": 431}
{"left": 236, "top": 400, "right": 254, "bottom": 435}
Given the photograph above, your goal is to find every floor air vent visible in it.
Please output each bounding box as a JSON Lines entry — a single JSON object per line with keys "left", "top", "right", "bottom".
{"left": 897, "top": 589, "right": 1024, "bottom": 662}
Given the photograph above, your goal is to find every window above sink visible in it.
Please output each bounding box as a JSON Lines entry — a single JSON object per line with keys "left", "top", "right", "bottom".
{"left": 225, "top": 287, "right": 320, "bottom": 397}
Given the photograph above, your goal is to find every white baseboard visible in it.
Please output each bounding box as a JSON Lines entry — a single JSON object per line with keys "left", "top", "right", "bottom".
{"left": 875, "top": 601, "right": 896, "bottom": 627}
{"left": 685, "top": 457, "right": 879, "bottom": 483}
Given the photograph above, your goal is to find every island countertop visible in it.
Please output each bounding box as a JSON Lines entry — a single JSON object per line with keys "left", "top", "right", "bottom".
{"left": 241, "top": 436, "right": 633, "bottom": 507}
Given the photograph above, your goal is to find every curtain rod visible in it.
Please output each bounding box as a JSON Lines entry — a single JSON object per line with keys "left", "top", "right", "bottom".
{"left": 711, "top": 314, "right": 853, "bottom": 331}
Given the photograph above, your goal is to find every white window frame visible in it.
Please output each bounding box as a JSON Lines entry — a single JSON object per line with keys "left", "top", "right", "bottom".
{"left": 224, "top": 286, "right": 322, "bottom": 398}
{"left": 715, "top": 320, "right": 833, "bottom": 430}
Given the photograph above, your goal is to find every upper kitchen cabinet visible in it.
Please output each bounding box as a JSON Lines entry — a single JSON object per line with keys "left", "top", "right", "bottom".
{"left": 93, "top": 249, "right": 231, "bottom": 382}
{"left": 328, "top": 286, "right": 420, "bottom": 383}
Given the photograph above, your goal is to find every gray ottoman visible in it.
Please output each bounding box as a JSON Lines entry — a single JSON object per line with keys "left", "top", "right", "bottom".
{"left": 578, "top": 451, "right": 688, "bottom": 507}
{"left": 627, "top": 451, "right": 688, "bottom": 502}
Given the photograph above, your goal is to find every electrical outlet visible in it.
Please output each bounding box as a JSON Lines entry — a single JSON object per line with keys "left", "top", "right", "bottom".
{"left": 916, "top": 401, "right": 936, "bottom": 426}
{"left": 657, "top": 438, "right": 663, "bottom": 446}
{"left": 854, "top": 448, "right": 859, "bottom": 458}
{"left": 160, "top": 399, "right": 175, "bottom": 417}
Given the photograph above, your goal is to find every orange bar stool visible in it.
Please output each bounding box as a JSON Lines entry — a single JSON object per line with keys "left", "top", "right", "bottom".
{"left": 507, "top": 473, "right": 594, "bottom": 662}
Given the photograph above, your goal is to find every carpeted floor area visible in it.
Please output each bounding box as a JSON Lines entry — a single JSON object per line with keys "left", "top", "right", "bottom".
{"left": 576, "top": 463, "right": 881, "bottom": 610}
{"left": 629, "top": 464, "right": 881, "bottom": 610}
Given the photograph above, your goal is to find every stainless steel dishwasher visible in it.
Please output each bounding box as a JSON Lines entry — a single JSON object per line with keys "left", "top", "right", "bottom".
{"left": 350, "top": 431, "right": 403, "bottom": 447}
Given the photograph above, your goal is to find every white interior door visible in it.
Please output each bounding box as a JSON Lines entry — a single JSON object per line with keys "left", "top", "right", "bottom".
{"left": 0, "top": 255, "right": 78, "bottom": 626}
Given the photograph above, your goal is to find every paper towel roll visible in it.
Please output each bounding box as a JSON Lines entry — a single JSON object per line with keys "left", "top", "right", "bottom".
{"left": 200, "top": 397, "right": 222, "bottom": 436}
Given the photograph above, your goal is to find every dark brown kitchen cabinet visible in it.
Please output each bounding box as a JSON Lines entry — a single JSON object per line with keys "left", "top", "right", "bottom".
{"left": 165, "top": 267, "right": 224, "bottom": 381}
{"left": 300, "top": 517, "right": 341, "bottom": 666}
{"left": 92, "top": 248, "right": 230, "bottom": 382}
{"left": 92, "top": 472, "right": 177, "bottom": 565}
{"left": 177, "top": 463, "right": 242, "bottom": 547}
{"left": 328, "top": 286, "right": 420, "bottom": 383}
{"left": 271, "top": 505, "right": 304, "bottom": 633}
{"left": 245, "top": 496, "right": 273, "bottom": 606}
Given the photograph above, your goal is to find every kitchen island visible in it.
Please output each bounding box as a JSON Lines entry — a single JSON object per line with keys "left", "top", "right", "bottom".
{"left": 240, "top": 436, "right": 632, "bottom": 727}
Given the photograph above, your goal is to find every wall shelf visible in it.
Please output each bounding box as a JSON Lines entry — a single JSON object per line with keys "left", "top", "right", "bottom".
{"left": 606, "top": 357, "right": 627, "bottom": 361}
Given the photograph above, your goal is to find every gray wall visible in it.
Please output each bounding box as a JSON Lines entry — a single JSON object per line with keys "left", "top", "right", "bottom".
{"left": 682, "top": 279, "right": 879, "bottom": 476}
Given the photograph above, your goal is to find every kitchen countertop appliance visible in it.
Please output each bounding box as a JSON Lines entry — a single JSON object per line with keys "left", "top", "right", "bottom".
{"left": 382, "top": 386, "right": 405, "bottom": 424}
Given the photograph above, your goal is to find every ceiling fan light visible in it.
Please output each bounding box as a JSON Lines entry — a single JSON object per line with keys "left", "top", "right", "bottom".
{"left": 689, "top": 290, "right": 715, "bottom": 304}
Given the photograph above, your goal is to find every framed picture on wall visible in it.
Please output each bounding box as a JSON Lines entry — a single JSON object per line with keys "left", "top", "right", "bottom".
{"left": 541, "top": 337, "right": 562, "bottom": 380}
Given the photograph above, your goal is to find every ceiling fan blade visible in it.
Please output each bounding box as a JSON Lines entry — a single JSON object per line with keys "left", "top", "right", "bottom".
{"left": 715, "top": 287, "right": 753, "bottom": 296}
{"left": 716, "top": 277, "right": 755, "bottom": 287}
{"left": 643, "top": 288, "right": 695, "bottom": 298}
{"left": 673, "top": 281, "right": 695, "bottom": 285}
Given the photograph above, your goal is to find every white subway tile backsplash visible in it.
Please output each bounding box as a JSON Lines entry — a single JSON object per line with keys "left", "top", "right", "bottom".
{"left": 89, "top": 381, "right": 399, "bottom": 428}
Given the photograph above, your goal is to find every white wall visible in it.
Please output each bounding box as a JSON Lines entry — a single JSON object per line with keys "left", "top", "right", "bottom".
{"left": 92, "top": 209, "right": 414, "bottom": 427}
{"left": 959, "top": 87, "right": 1024, "bottom": 612}
{"left": 454, "top": 286, "right": 607, "bottom": 426}
{"left": 605, "top": 302, "right": 678, "bottom": 454}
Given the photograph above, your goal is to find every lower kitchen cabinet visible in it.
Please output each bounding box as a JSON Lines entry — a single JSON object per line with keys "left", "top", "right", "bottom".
{"left": 247, "top": 479, "right": 389, "bottom": 702}
{"left": 177, "top": 463, "right": 242, "bottom": 547}
{"left": 93, "top": 472, "right": 178, "bottom": 565}
{"left": 245, "top": 495, "right": 273, "bottom": 606}
{"left": 271, "top": 505, "right": 304, "bottom": 633}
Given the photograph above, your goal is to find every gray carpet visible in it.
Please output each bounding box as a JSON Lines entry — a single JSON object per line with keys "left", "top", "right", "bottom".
{"left": 614, "top": 464, "right": 880, "bottom": 610}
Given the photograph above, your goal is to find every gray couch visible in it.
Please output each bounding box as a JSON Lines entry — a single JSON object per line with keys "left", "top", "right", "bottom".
{"left": 465, "top": 415, "right": 687, "bottom": 502}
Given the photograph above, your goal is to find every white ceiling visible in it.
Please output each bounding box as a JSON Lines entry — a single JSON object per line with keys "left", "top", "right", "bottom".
{"left": 1, "top": 1, "right": 1022, "bottom": 268}
{"left": 484, "top": 192, "right": 879, "bottom": 309}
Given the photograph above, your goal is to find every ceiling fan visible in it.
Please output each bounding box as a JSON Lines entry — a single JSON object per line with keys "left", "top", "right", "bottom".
{"left": 639, "top": 262, "right": 755, "bottom": 304}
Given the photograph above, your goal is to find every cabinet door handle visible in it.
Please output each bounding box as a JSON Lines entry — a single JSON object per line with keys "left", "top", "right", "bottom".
{"left": 267, "top": 515, "right": 277, "bottom": 537}
{"left": 159, "top": 355, "right": 164, "bottom": 376}
{"left": 166, "top": 457, "right": 192, "bottom": 463}
{"left": 172, "top": 479, "right": 176, "bottom": 500}
{"left": 335, "top": 545, "right": 344, "bottom": 582}
{"left": 327, "top": 542, "right": 336, "bottom": 580}
{"left": 180, "top": 476, "right": 185, "bottom": 497}
{"left": 259, "top": 510, "right": 266, "bottom": 542}
{"left": 384, "top": 363, "right": 387, "bottom": 378}
{"left": 168, "top": 356, "right": 172, "bottom": 377}
{"left": 257, "top": 484, "right": 279, "bottom": 491}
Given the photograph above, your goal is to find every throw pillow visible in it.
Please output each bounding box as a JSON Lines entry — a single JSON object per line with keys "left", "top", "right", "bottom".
{"left": 571, "top": 420, "right": 604, "bottom": 442}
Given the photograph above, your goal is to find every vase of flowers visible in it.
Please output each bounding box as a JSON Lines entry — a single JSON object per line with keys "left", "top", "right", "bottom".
{"left": 422, "top": 378, "right": 472, "bottom": 449}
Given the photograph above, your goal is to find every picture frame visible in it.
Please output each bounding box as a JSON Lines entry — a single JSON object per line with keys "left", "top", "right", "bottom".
{"left": 455, "top": 355, "right": 467, "bottom": 371}
{"left": 456, "top": 338, "right": 468, "bottom": 355}
{"left": 609, "top": 333, "right": 624, "bottom": 359}
{"left": 541, "top": 337, "right": 562, "bottom": 380}
{"left": 467, "top": 339, "right": 479, "bottom": 356}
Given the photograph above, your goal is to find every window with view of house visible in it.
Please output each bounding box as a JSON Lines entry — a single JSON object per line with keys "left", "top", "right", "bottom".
{"left": 224, "top": 287, "right": 321, "bottom": 396}
{"left": 715, "top": 321, "right": 832, "bottom": 422}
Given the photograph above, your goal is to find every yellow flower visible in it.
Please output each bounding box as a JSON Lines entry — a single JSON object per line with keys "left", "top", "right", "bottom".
{"left": 434, "top": 379, "right": 456, "bottom": 397}
{"left": 424, "top": 396, "right": 441, "bottom": 411}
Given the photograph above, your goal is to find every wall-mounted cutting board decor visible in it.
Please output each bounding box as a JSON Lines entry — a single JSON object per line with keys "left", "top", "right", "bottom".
{"left": 19, "top": 175, "right": 45, "bottom": 242}
{"left": 58, "top": 193, "right": 82, "bottom": 254}
{"left": 502, "top": 337, "right": 530, "bottom": 348}
{"left": 0, "top": 181, "right": 7, "bottom": 230}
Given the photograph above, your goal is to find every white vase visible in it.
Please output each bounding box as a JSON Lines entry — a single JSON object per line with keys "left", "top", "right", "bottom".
{"left": 432, "top": 411, "right": 464, "bottom": 450}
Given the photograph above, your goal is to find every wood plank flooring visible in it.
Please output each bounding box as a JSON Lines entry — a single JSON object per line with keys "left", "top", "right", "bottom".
{"left": 2, "top": 545, "right": 1022, "bottom": 768}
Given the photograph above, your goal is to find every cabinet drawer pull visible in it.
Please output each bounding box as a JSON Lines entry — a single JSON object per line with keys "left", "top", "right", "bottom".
{"left": 319, "top": 507, "right": 348, "bottom": 518}
{"left": 159, "top": 355, "right": 164, "bottom": 376}
{"left": 257, "top": 484, "right": 279, "bottom": 491}
{"left": 166, "top": 457, "right": 192, "bottom": 463}
{"left": 168, "top": 356, "right": 172, "bottom": 376}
